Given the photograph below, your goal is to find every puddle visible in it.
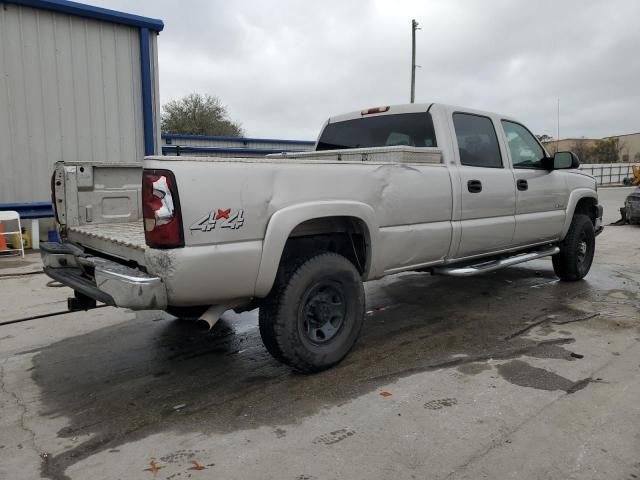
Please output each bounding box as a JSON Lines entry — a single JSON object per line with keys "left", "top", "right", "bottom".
{"left": 30, "top": 261, "right": 637, "bottom": 479}
{"left": 497, "top": 360, "right": 591, "bottom": 393}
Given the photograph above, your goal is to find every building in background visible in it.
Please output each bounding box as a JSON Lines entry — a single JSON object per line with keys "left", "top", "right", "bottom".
{"left": 607, "top": 132, "right": 640, "bottom": 163}
{"left": 0, "top": 0, "right": 163, "bottom": 245}
{"left": 161, "top": 134, "right": 315, "bottom": 157}
{"left": 544, "top": 133, "right": 640, "bottom": 164}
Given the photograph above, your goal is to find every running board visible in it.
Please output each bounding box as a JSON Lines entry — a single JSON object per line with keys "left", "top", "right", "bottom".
{"left": 433, "top": 246, "right": 560, "bottom": 277}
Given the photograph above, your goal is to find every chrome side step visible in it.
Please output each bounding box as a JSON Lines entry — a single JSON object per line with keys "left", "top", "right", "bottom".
{"left": 433, "top": 246, "right": 560, "bottom": 277}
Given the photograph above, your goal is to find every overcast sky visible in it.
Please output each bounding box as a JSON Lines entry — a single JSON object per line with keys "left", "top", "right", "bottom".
{"left": 93, "top": 0, "right": 640, "bottom": 141}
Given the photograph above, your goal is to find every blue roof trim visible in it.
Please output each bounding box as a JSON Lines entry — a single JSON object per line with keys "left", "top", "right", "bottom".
{"left": 5, "top": 0, "right": 164, "bottom": 31}
{"left": 0, "top": 202, "right": 54, "bottom": 218}
{"left": 162, "top": 146, "right": 306, "bottom": 155}
{"left": 140, "top": 28, "right": 155, "bottom": 156}
{"left": 161, "top": 133, "right": 315, "bottom": 146}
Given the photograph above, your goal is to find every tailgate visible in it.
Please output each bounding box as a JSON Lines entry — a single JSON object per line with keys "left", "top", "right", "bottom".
{"left": 54, "top": 162, "right": 146, "bottom": 264}
{"left": 67, "top": 221, "right": 146, "bottom": 265}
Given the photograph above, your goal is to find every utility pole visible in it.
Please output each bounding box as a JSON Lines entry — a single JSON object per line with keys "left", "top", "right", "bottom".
{"left": 556, "top": 97, "right": 560, "bottom": 145}
{"left": 410, "top": 19, "right": 419, "bottom": 103}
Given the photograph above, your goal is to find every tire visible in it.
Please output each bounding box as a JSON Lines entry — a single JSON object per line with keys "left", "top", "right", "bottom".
{"left": 258, "top": 252, "right": 365, "bottom": 373}
{"left": 552, "top": 214, "right": 595, "bottom": 281}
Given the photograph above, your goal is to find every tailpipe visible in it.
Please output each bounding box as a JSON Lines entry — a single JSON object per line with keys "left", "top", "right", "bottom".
{"left": 195, "top": 305, "right": 227, "bottom": 332}
{"left": 195, "top": 317, "right": 216, "bottom": 332}
{"left": 195, "top": 299, "right": 246, "bottom": 332}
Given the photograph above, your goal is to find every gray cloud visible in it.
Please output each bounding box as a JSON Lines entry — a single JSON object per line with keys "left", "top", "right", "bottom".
{"left": 93, "top": 0, "right": 640, "bottom": 140}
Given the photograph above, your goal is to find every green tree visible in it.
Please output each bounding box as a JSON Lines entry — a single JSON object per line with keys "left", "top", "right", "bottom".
{"left": 161, "top": 93, "right": 244, "bottom": 137}
{"left": 570, "top": 139, "right": 594, "bottom": 164}
{"left": 589, "top": 138, "right": 625, "bottom": 163}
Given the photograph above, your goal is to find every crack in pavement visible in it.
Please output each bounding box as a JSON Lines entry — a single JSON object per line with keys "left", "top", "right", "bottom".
{"left": 0, "top": 359, "right": 41, "bottom": 460}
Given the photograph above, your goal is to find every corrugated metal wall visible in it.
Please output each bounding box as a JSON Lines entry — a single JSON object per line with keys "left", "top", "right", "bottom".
{"left": 0, "top": 2, "right": 153, "bottom": 202}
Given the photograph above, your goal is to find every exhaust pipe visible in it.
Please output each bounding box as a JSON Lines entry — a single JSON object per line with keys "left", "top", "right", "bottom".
{"left": 195, "top": 305, "right": 226, "bottom": 331}
{"left": 195, "top": 299, "right": 245, "bottom": 332}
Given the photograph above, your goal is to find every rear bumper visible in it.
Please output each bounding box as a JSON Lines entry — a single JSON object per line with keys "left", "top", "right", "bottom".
{"left": 40, "top": 242, "right": 167, "bottom": 310}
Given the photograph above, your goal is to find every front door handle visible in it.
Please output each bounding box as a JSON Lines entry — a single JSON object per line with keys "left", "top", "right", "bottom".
{"left": 517, "top": 179, "right": 528, "bottom": 191}
{"left": 467, "top": 179, "right": 482, "bottom": 193}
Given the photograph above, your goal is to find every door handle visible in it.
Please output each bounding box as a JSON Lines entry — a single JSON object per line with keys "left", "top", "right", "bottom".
{"left": 517, "top": 179, "right": 528, "bottom": 191}
{"left": 467, "top": 179, "right": 482, "bottom": 193}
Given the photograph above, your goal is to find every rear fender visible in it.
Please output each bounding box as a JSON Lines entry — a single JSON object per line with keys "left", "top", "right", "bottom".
{"left": 254, "top": 201, "right": 379, "bottom": 297}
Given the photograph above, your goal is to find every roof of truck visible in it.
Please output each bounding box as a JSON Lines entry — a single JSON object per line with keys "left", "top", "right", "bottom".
{"left": 327, "top": 103, "right": 519, "bottom": 124}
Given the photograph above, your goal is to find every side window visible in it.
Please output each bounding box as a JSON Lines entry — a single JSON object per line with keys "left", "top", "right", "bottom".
{"left": 453, "top": 113, "right": 502, "bottom": 168}
{"left": 501, "top": 120, "right": 545, "bottom": 169}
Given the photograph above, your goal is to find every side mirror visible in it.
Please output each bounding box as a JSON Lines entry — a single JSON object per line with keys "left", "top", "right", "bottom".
{"left": 552, "top": 151, "right": 580, "bottom": 169}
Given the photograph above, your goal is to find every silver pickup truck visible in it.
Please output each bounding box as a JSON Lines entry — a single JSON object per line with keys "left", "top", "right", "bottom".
{"left": 41, "top": 103, "right": 603, "bottom": 372}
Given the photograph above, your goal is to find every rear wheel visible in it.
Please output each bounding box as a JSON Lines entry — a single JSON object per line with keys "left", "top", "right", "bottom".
{"left": 552, "top": 214, "right": 595, "bottom": 281}
{"left": 259, "top": 252, "right": 365, "bottom": 373}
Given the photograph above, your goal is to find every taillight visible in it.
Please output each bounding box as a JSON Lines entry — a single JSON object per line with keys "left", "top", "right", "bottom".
{"left": 142, "top": 169, "right": 184, "bottom": 248}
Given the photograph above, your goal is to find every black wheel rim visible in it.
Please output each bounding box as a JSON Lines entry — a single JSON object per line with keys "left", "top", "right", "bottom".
{"left": 576, "top": 229, "right": 594, "bottom": 275}
{"left": 300, "top": 281, "right": 346, "bottom": 344}
{"left": 577, "top": 232, "right": 588, "bottom": 265}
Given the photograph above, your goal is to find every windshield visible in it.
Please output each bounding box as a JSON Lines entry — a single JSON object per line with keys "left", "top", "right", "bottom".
{"left": 316, "top": 112, "right": 437, "bottom": 150}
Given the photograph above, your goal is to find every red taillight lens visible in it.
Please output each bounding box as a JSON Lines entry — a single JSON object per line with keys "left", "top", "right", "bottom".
{"left": 142, "top": 169, "right": 184, "bottom": 248}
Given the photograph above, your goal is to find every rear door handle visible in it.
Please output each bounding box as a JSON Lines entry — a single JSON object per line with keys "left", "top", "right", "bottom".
{"left": 467, "top": 179, "right": 482, "bottom": 193}
{"left": 517, "top": 179, "right": 528, "bottom": 191}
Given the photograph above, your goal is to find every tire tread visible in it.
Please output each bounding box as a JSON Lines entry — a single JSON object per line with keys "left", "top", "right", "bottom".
{"left": 552, "top": 214, "right": 595, "bottom": 281}
{"left": 259, "top": 252, "right": 364, "bottom": 373}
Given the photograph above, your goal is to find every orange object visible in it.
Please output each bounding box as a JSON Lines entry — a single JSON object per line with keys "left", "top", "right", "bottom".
{"left": 143, "top": 460, "right": 163, "bottom": 475}
{"left": 632, "top": 165, "right": 640, "bottom": 186}
{"left": 188, "top": 461, "right": 207, "bottom": 471}
{"left": 380, "top": 391, "right": 393, "bottom": 397}
{"left": 0, "top": 222, "right": 8, "bottom": 251}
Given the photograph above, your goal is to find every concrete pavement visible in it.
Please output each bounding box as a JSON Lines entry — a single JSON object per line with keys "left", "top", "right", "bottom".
{"left": 0, "top": 187, "right": 638, "bottom": 480}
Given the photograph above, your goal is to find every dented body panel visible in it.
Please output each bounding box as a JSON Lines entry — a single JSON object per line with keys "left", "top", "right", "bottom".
{"left": 42, "top": 103, "right": 601, "bottom": 311}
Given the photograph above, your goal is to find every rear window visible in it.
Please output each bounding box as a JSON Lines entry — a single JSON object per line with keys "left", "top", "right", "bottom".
{"left": 316, "top": 112, "right": 437, "bottom": 150}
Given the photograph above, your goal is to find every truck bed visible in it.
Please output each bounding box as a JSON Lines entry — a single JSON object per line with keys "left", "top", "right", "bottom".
{"left": 67, "top": 221, "right": 146, "bottom": 265}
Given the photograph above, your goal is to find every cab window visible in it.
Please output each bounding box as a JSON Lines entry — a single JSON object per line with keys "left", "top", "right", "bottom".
{"left": 501, "top": 120, "right": 546, "bottom": 169}
{"left": 453, "top": 113, "right": 502, "bottom": 168}
{"left": 316, "top": 112, "right": 437, "bottom": 150}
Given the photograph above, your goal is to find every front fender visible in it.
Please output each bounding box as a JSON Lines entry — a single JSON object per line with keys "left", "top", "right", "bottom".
{"left": 560, "top": 188, "right": 598, "bottom": 239}
{"left": 253, "top": 201, "right": 379, "bottom": 297}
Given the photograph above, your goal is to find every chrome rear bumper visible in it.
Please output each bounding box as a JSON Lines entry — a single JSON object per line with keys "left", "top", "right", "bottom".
{"left": 40, "top": 242, "right": 167, "bottom": 310}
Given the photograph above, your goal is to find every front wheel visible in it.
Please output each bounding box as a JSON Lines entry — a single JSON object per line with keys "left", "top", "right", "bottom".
{"left": 552, "top": 214, "right": 595, "bottom": 281}
{"left": 259, "top": 252, "right": 365, "bottom": 373}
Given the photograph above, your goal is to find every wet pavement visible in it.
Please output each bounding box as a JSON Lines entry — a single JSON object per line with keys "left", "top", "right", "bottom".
{"left": 1, "top": 187, "right": 639, "bottom": 480}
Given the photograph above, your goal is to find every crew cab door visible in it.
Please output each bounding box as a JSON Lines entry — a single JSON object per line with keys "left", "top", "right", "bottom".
{"left": 452, "top": 113, "right": 516, "bottom": 258}
{"left": 499, "top": 120, "right": 568, "bottom": 245}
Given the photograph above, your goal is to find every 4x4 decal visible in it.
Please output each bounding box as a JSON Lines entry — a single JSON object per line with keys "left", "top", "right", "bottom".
{"left": 190, "top": 209, "right": 245, "bottom": 232}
